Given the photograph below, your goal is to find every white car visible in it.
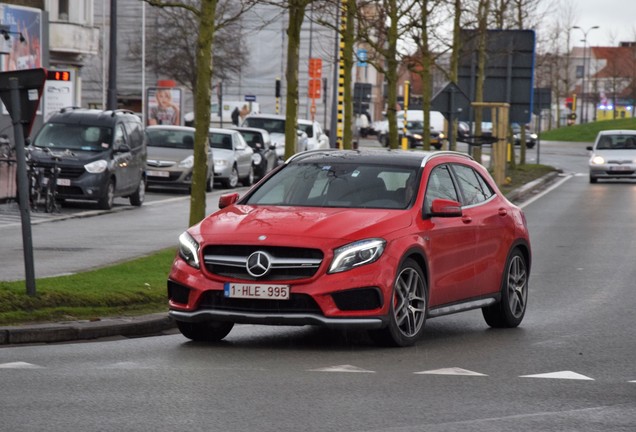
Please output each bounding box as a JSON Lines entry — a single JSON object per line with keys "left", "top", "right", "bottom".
{"left": 298, "top": 119, "right": 330, "bottom": 150}
{"left": 241, "top": 113, "right": 307, "bottom": 160}
{"left": 587, "top": 129, "right": 636, "bottom": 184}
{"left": 208, "top": 128, "right": 254, "bottom": 188}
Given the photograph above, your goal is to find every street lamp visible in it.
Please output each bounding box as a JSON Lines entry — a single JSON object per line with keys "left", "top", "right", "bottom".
{"left": 572, "top": 25, "right": 599, "bottom": 124}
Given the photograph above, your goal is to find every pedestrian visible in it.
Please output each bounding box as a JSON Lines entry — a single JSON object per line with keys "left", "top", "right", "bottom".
{"left": 231, "top": 107, "right": 240, "bottom": 126}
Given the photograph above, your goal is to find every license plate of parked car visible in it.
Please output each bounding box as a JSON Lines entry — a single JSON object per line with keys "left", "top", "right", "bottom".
{"left": 224, "top": 283, "right": 290, "bottom": 300}
{"left": 147, "top": 170, "right": 170, "bottom": 177}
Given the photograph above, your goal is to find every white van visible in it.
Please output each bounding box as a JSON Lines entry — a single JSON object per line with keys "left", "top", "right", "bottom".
{"left": 375, "top": 110, "right": 447, "bottom": 149}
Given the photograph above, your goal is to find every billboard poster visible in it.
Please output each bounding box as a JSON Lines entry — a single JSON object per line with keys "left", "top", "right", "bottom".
{"left": 1, "top": 5, "right": 42, "bottom": 116}
{"left": 146, "top": 87, "right": 182, "bottom": 126}
{"left": 0, "top": 5, "right": 42, "bottom": 72}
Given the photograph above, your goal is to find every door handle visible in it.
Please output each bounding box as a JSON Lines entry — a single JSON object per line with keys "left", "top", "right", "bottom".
{"left": 498, "top": 208, "right": 508, "bottom": 216}
{"left": 461, "top": 216, "right": 472, "bottom": 224}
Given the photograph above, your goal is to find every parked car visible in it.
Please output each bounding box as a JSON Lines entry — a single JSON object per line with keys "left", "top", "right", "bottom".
{"left": 208, "top": 128, "right": 254, "bottom": 188}
{"left": 167, "top": 148, "right": 531, "bottom": 347}
{"left": 587, "top": 129, "right": 636, "bottom": 183}
{"left": 233, "top": 127, "right": 278, "bottom": 181}
{"left": 241, "top": 113, "right": 307, "bottom": 160}
{"left": 28, "top": 108, "right": 146, "bottom": 210}
{"left": 145, "top": 125, "right": 213, "bottom": 192}
{"left": 512, "top": 123, "right": 537, "bottom": 149}
{"left": 297, "top": 119, "right": 330, "bottom": 150}
{"left": 377, "top": 110, "right": 446, "bottom": 150}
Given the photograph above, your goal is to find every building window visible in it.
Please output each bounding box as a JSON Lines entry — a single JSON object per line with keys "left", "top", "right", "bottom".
{"left": 59, "top": 0, "right": 69, "bottom": 21}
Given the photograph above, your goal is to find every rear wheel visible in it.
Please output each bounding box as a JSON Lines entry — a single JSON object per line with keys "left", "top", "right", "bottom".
{"left": 98, "top": 179, "right": 115, "bottom": 210}
{"left": 370, "top": 258, "right": 427, "bottom": 347}
{"left": 482, "top": 248, "right": 528, "bottom": 328}
{"left": 176, "top": 320, "right": 234, "bottom": 342}
{"left": 224, "top": 166, "right": 239, "bottom": 188}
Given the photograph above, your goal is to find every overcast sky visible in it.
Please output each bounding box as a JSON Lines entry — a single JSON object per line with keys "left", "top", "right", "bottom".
{"left": 568, "top": 0, "right": 636, "bottom": 46}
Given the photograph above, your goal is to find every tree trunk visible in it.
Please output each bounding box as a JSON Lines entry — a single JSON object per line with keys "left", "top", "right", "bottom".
{"left": 189, "top": 0, "right": 217, "bottom": 227}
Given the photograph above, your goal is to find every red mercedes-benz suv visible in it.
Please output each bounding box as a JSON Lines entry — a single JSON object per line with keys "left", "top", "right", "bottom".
{"left": 168, "top": 149, "right": 531, "bottom": 346}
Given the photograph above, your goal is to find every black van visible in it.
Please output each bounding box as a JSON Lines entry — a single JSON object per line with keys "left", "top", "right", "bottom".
{"left": 28, "top": 108, "right": 147, "bottom": 209}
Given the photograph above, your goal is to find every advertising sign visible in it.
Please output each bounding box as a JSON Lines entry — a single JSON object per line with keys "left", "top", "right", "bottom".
{"left": 146, "top": 87, "right": 183, "bottom": 126}
{"left": 43, "top": 70, "right": 75, "bottom": 121}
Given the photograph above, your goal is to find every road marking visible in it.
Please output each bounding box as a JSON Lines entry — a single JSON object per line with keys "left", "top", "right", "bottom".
{"left": 414, "top": 367, "right": 487, "bottom": 376}
{"left": 519, "top": 173, "right": 574, "bottom": 209}
{"left": 309, "top": 364, "right": 375, "bottom": 373}
{"left": 520, "top": 371, "right": 594, "bottom": 380}
{"left": 0, "top": 361, "right": 44, "bottom": 369}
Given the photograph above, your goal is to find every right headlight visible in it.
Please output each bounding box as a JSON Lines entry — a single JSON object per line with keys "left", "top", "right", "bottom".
{"left": 328, "top": 238, "right": 386, "bottom": 274}
{"left": 179, "top": 155, "right": 194, "bottom": 168}
{"left": 252, "top": 153, "right": 262, "bottom": 165}
{"left": 591, "top": 155, "right": 605, "bottom": 165}
{"left": 178, "top": 232, "right": 200, "bottom": 269}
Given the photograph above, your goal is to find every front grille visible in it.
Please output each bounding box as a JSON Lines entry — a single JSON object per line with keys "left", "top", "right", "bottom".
{"left": 30, "top": 163, "right": 85, "bottom": 179}
{"left": 199, "top": 290, "right": 322, "bottom": 314}
{"left": 203, "top": 245, "right": 323, "bottom": 281}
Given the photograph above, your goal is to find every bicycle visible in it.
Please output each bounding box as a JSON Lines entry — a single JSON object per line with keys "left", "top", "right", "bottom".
{"left": 26, "top": 149, "right": 64, "bottom": 213}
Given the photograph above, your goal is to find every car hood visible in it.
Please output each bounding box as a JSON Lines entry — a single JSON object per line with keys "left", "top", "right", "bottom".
{"left": 193, "top": 205, "right": 412, "bottom": 246}
{"left": 147, "top": 146, "right": 193, "bottom": 162}
{"left": 269, "top": 133, "right": 285, "bottom": 147}
{"left": 211, "top": 148, "right": 233, "bottom": 160}
{"left": 28, "top": 147, "right": 108, "bottom": 164}
{"left": 592, "top": 149, "right": 636, "bottom": 160}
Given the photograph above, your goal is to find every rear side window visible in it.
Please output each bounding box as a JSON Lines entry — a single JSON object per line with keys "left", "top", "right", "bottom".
{"left": 451, "top": 164, "right": 494, "bottom": 206}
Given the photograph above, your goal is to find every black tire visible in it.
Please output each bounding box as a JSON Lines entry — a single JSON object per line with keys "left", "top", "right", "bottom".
{"left": 206, "top": 174, "right": 213, "bottom": 192}
{"left": 224, "top": 166, "right": 239, "bottom": 188}
{"left": 176, "top": 320, "right": 234, "bottom": 342}
{"left": 482, "top": 248, "right": 528, "bottom": 328}
{"left": 129, "top": 177, "right": 145, "bottom": 207}
{"left": 242, "top": 166, "right": 254, "bottom": 186}
{"left": 589, "top": 176, "right": 598, "bottom": 184}
{"left": 98, "top": 179, "right": 115, "bottom": 210}
{"left": 370, "top": 258, "right": 427, "bottom": 347}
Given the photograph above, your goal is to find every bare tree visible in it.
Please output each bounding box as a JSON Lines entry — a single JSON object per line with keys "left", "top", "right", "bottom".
{"left": 143, "top": 0, "right": 255, "bottom": 226}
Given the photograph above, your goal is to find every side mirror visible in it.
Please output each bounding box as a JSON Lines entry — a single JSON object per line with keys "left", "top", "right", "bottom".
{"left": 586, "top": 146, "right": 593, "bottom": 151}
{"left": 219, "top": 192, "right": 240, "bottom": 209}
{"left": 429, "top": 198, "right": 462, "bottom": 217}
{"left": 115, "top": 143, "right": 131, "bottom": 153}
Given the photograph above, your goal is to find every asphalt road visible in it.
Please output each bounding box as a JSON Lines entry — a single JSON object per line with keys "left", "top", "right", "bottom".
{"left": 1, "top": 139, "right": 635, "bottom": 431}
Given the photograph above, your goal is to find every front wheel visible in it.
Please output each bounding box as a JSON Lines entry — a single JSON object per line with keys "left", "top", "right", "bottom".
{"left": 370, "top": 258, "right": 427, "bottom": 347}
{"left": 98, "top": 179, "right": 115, "bottom": 210}
{"left": 176, "top": 320, "right": 234, "bottom": 342}
{"left": 129, "top": 177, "right": 145, "bottom": 207}
{"left": 224, "top": 166, "right": 239, "bottom": 188}
{"left": 241, "top": 166, "right": 254, "bottom": 186}
{"left": 482, "top": 248, "right": 528, "bottom": 328}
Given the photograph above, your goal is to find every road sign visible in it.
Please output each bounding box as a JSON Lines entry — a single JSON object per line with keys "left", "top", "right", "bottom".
{"left": 244, "top": 94, "right": 256, "bottom": 102}
{"left": 309, "top": 58, "right": 322, "bottom": 78}
{"left": 308, "top": 79, "right": 321, "bottom": 99}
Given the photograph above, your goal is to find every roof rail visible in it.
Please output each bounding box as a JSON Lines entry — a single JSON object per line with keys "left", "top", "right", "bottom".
{"left": 109, "top": 109, "right": 136, "bottom": 117}
{"left": 59, "top": 106, "right": 82, "bottom": 113}
{"left": 285, "top": 148, "right": 342, "bottom": 163}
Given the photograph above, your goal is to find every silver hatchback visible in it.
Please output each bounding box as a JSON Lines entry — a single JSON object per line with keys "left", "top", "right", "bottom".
{"left": 587, "top": 130, "right": 636, "bottom": 183}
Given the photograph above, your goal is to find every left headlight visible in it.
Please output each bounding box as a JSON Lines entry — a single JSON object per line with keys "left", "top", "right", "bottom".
{"left": 85, "top": 159, "right": 108, "bottom": 173}
{"left": 328, "top": 238, "right": 386, "bottom": 274}
{"left": 178, "top": 232, "right": 200, "bottom": 269}
{"left": 252, "top": 153, "right": 262, "bottom": 165}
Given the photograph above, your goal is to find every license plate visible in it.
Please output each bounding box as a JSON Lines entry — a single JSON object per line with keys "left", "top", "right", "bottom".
{"left": 147, "top": 170, "right": 170, "bottom": 177}
{"left": 610, "top": 165, "right": 632, "bottom": 172}
{"left": 224, "top": 283, "right": 290, "bottom": 300}
{"left": 57, "top": 178, "right": 71, "bottom": 186}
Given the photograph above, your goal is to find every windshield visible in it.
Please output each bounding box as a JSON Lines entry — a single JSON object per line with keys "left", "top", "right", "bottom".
{"left": 33, "top": 123, "right": 113, "bottom": 152}
{"left": 246, "top": 162, "right": 418, "bottom": 209}
{"left": 298, "top": 123, "right": 314, "bottom": 137}
{"left": 243, "top": 117, "right": 285, "bottom": 134}
{"left": 209, "top": 133, "right": 233, "bottom": 150}
{"left": 596, "top": 134, "right": 636, "bottom": 150}
{"left": 146, "top": 129, "right": 195, "bottom": 149}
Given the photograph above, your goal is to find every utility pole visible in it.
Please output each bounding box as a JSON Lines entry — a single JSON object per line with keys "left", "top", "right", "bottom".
{"left": 107, "top": 0, "right": 118, "bottom": 110}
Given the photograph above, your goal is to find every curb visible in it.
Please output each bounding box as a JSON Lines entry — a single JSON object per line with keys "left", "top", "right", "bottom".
{"left": 0, "top": 313, "right": 175, "bottom": 345}
{"left": 505, "top": 170, "right": 561, "bottom": 204}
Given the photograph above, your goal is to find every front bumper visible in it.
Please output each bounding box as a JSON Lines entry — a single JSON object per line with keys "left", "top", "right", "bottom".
{"left": 589, "top": 164, "right": 636, "bottom": 179}
{"left": 169, "top": 309, "right": 385, "bottom": 329}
